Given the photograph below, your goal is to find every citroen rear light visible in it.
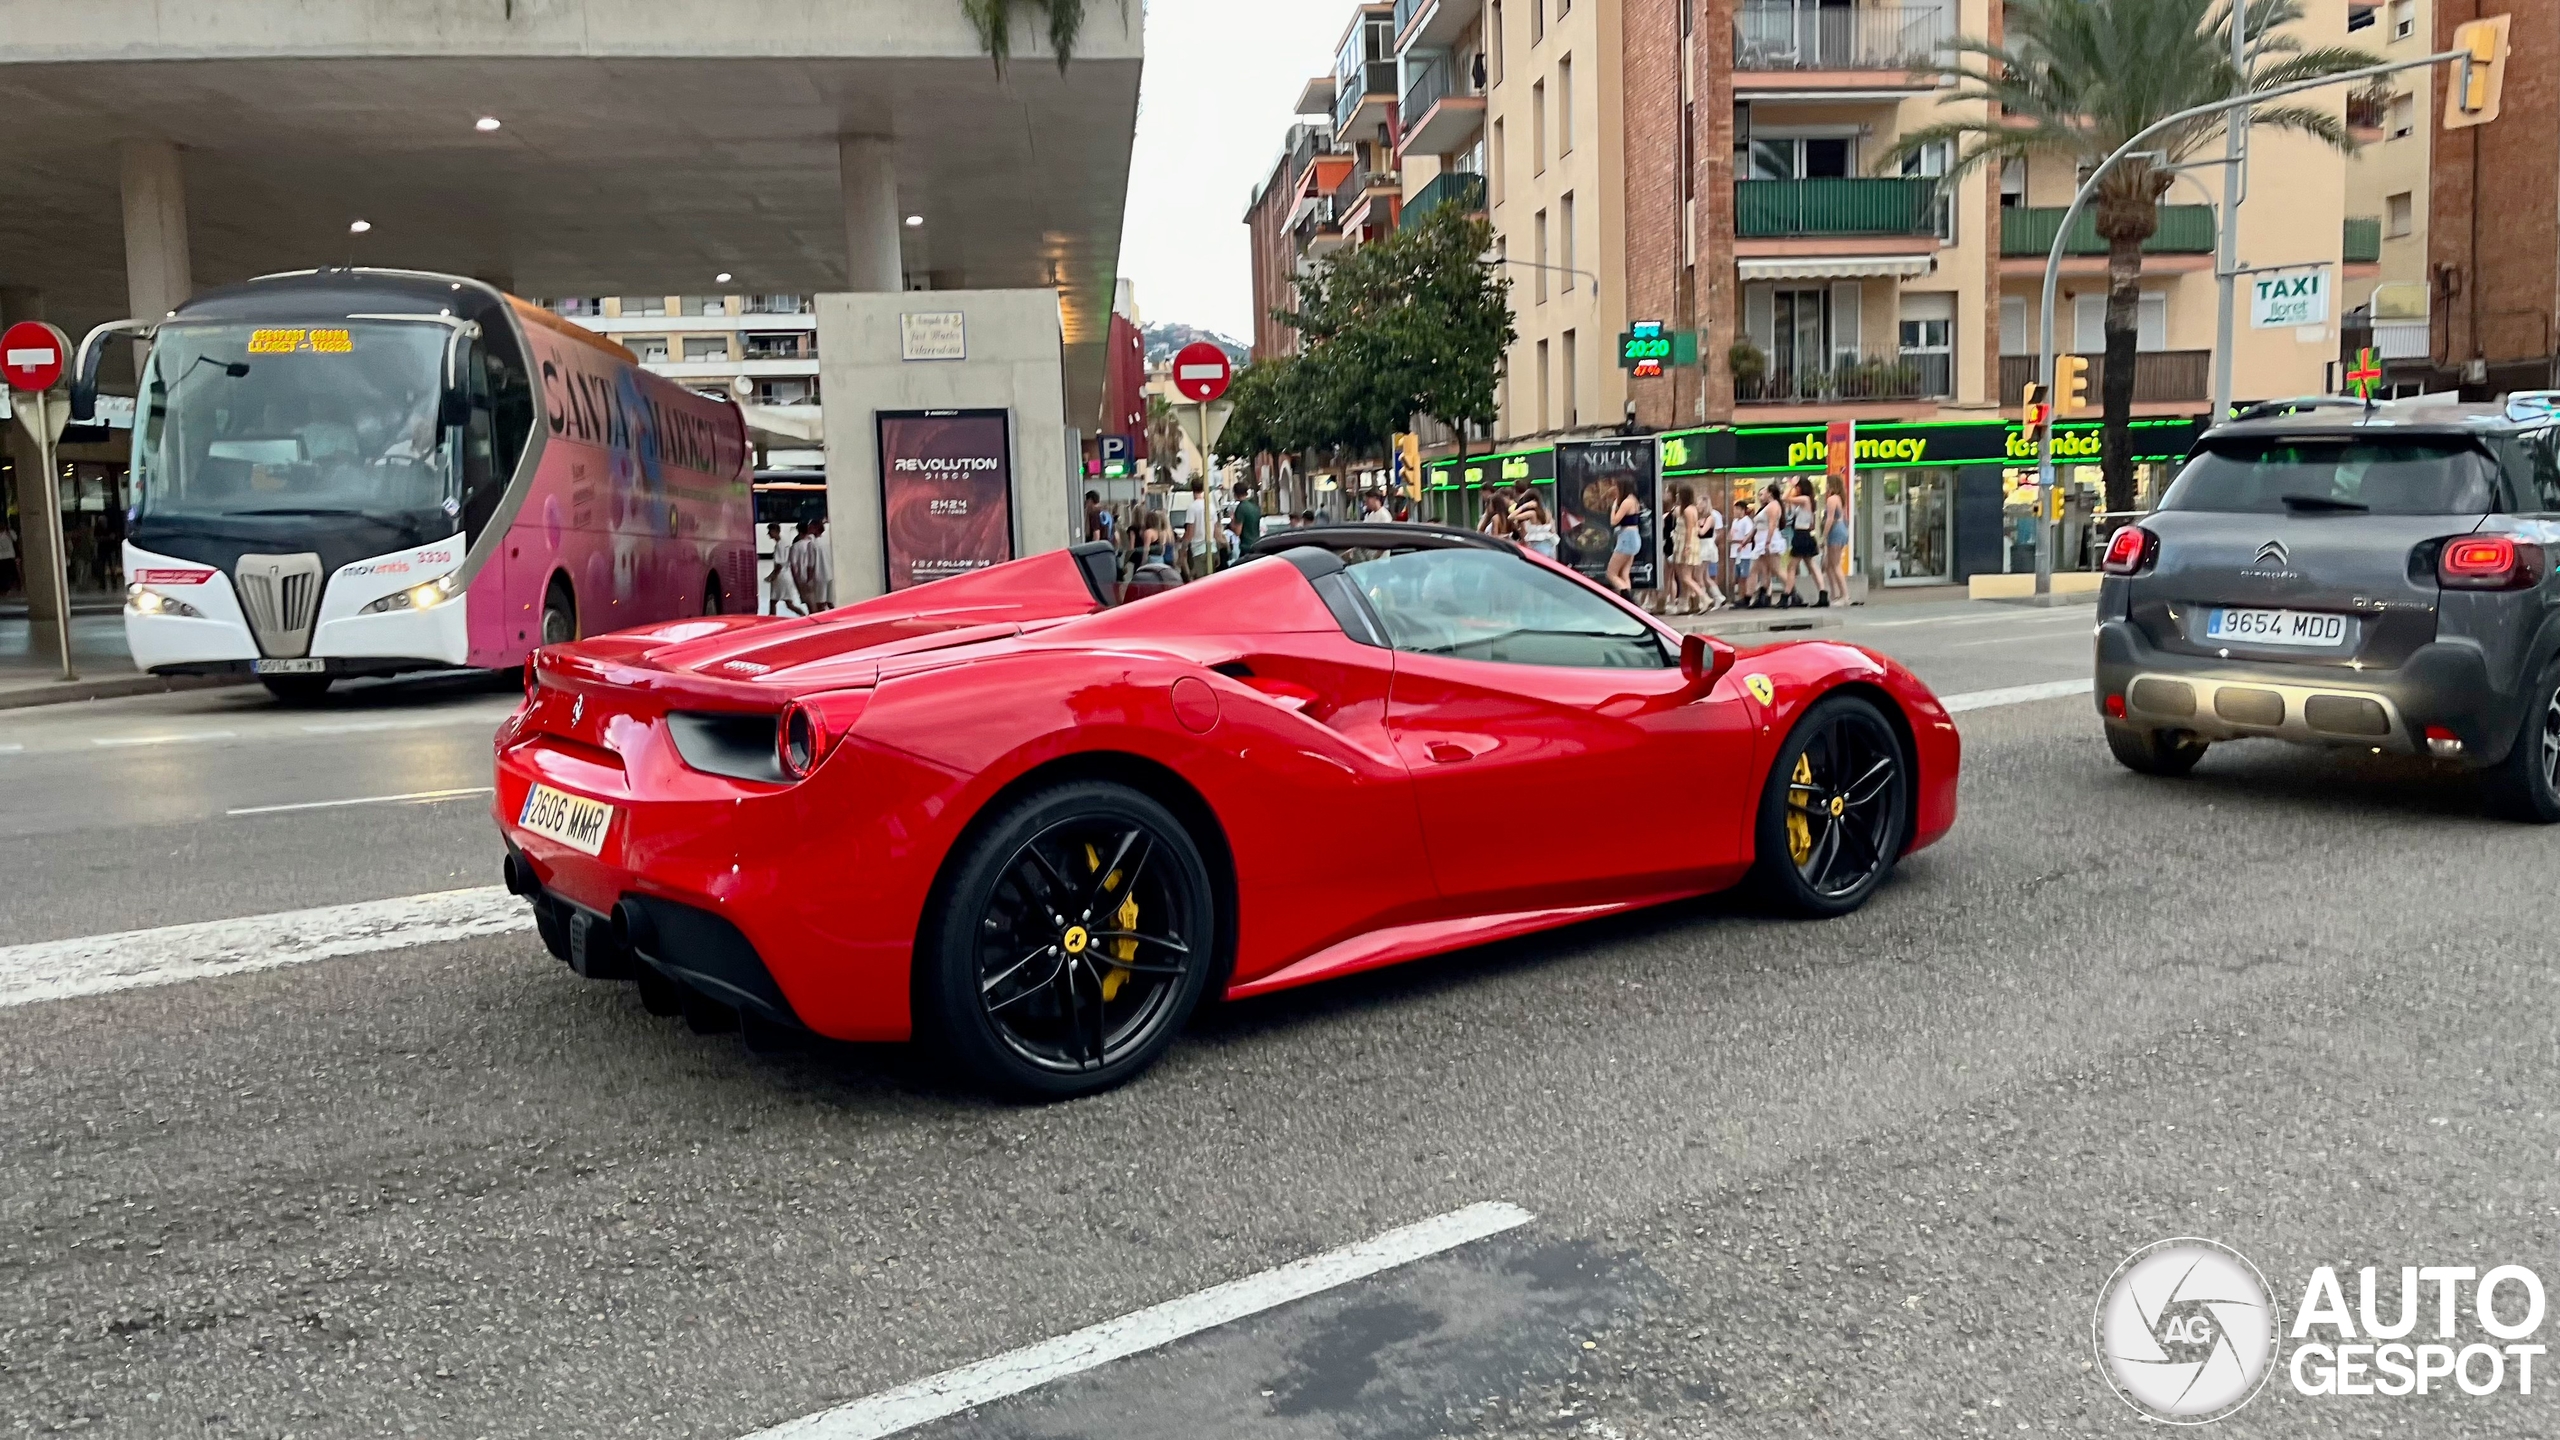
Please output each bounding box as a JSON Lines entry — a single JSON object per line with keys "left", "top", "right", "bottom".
{"left": 2424, "top": 724, "right": 2466, "bottom": 758}
{"left": 2101, "top": 524, "right": 2159, "bottom": 577}
{"left": 776, "top": 691, "right": 871, "bottom": 780}
{"left": 2438, "top": 534, "right": 2544, "bottom": 590}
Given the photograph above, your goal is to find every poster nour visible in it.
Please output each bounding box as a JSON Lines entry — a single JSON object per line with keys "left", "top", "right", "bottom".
{"left": 877, "top": 408, "right": 1013, "bottom": 591}
{"left": 1554, "top": 437, "right": 1660, "bottom": 590}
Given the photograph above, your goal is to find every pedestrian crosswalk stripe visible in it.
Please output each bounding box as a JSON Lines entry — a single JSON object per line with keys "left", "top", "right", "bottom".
{"left": 0, "top": 887, "right": 530, "bottom": 1010}
{"left": 1939, "top": 677, "right": 2093, "bottom": 714}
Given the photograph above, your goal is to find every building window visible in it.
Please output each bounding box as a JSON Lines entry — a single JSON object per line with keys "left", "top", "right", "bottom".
{"left": 1490, "top": 0, "right": 1505, "bottom": 82}
{"left": 2000, "top": 157, "right": 2025, "bottom": 209}
{"left": 2349, "top": 4, "right": 2375, "bottom": 31}
{"left": 624, "top": 297, "right": 669, "bottom": 317}
{"left": 1532, "top": 0, "right": 1544, "bottom": 45}
{"left": 1492, "top": 120, "right": 1506, "bottom": 205}
{"left": 1560, "top": 192, "right": 1575, "bottom": 290}
{"left": 2138, "top": 292, "right": 2168, "bottom": 352}
{"left": 2389, "top": 93, "right": 2414, "bottom": 139}
{"left": 629, "top": 336, "right": 670, "bottom": 362}
{"left": 1561, "top": 329, "right": 1577, "bottom": 429}
{"left": 1898, "top": 297, "right": 1954, "bottom": 400}
{"left": 2390, "top": 0, "right": 2415, "bottom": 41}
{"left": 1746, "top": 133, "right": 1851, "bottom": 180}
{"left": 1558, "top": 56, "right": 1573, "bottom": 155}
{"left": 1900, "top": 140, "right": 1955, "bottom": 243}
{"left": 682, "top": 335, "right": 732, "bottom": 362}
{"left": 550, "top": 297, "right": 604, "bottom": 317}
{"left": 1537, "top": 339, "right": 1551, "bottom": 431}
{"left": 2387, "top": 190, "right": 2414, "bottom": 237}
{"left": 2000, "top": 295, "right": 2028, "bottom": 356}
{"left": 1533, "top": 80, "right": 1547, "bottom": 174}
{"left": 1534, "top": 208, "right": 1550, "bottom": 303}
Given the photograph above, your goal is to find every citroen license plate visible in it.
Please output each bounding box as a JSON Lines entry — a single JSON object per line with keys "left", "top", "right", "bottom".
{"left": 518, "top": 784, "right": 615, "bottom": 856}
{"left": 2205, "top": 607, "right": 2348, "bottom": 648}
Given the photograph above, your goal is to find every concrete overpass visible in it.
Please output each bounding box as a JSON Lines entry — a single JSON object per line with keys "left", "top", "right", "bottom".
{"left": 0, "top": 0, "right": 1142, "bottom": 418}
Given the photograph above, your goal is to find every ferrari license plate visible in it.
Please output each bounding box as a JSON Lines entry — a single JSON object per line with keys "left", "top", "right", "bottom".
{"left": 2205, "top": 607, "right": 2347, "bottom": 648}
{"left": 519, "top": 784, "right": 615, "bottom": 856}
{"left": 253, "top": 657, "right": 326, "bottom": 675}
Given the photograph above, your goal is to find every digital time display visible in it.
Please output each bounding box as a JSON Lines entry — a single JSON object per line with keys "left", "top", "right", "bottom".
{"left": 246, "top": 328, "right": 354, "bottom": 355}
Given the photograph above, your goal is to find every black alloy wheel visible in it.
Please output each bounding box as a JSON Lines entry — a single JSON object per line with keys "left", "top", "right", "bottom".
{"left": 1750, "top": 693, "right": 1910, "bottom": 917}
{"left": 541, "top": 577, "right": 578, "bottom": 647}
{"left": 2105, "top": 722, "right": 2209, "bottom": 777}
{"left": 920, "top": 781, "right": 1216, "bottom": 1099}
{"left": 2488, "top": 662, "right": 2560, "bottom": 823}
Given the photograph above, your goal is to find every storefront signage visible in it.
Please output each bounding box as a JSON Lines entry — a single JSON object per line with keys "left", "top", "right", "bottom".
{"left": 2249, "top": 266, "right": 2330, "bottom": 329}
{"left": 899, "top": 311, "right": 967, "bottom": 361}
{"left": 876, "top": 408, "right": 1013, "bottom": 591}
{"left": 1664, "top": 417, "right": 2204, "bottom": 475}
{"left": 1554, "top": 437, "right": 1658, "bottom": 589}
{"left": 1425, "top": 446, "right": 1556, "bottom": 491}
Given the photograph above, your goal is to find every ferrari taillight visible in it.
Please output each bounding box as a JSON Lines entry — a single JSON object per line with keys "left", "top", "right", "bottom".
{"left": 2100, "top": 524, "right": 2158, "bottom": 577}
{"left": 2439, "top": 534, "right": 2543, "bottom": 590}
{"left": 775, "top": 691, "right": 871, "bottom": 780}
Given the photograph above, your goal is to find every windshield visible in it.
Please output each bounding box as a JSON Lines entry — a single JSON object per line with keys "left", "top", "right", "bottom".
{"left": 1347, "top": 547, "right": 1670, "bottom": 669}
{"left": 132, "top": 321, "right": 456, "bottom": 523}
{"left": 2159, "top": 440, "right": 2501, "bottom": 516}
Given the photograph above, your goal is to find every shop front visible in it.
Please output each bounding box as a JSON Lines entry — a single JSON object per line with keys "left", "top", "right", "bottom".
{"left": 1660, "top": 415, "right": 2205, "bottom": 588}
{"left": 1422, "top": 444, "right": 1557, "bottom": 531}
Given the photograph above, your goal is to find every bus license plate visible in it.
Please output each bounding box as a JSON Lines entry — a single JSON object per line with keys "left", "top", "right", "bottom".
{"left": 254, "top": 658, "right": 326, "bottom": 675}
{"left": 519, "top": 784, "right": 616, "bottom": 856}
{"left": 2206, "top": 607, "right": 2347, "bottom": 647}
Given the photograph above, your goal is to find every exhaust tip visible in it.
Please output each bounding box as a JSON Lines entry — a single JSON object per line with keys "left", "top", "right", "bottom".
{"left": 502, "top": 852, "right": 539, "bottom": 898}
{"left": 609, "top": 899, "right": 655, "bottom": 957}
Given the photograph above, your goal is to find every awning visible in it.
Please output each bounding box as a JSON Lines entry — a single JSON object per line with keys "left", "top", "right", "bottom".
{"left": 1738, "top": 254, "right": 1936, "bottom": 282}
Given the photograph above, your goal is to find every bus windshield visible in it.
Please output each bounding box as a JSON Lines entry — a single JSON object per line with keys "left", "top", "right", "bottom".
{"left": 133, "top": 321, "right": 457, "bottom": 526}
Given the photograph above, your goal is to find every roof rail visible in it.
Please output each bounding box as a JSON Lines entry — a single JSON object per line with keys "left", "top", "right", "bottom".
{"left": 2226, "top": 396, "right": 2372, "bottom": 423}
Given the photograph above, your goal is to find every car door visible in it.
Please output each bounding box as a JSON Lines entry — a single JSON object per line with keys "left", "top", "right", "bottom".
{"left": 1346, "top": 546, "right": 1758, "bottom": 912}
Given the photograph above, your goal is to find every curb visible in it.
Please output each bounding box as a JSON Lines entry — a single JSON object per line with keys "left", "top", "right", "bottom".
{"left": 1977, "top": 592, "right": 2098, "bottom": 609}
{"left": 0, "top": 672, "right": 254, "bottom": 711}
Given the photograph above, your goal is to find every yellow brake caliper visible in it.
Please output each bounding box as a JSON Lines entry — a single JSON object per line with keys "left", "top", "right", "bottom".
{"left": 1084, "top": 844, "right": 1141, "bottom": 1001}
{"left": 1786, "top": 753, "right": 1815, "bottom": 865}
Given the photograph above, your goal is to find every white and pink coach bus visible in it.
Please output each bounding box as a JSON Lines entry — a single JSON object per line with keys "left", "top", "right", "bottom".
{"left": 73, "top": 268, "right": 755, "bottom": 700}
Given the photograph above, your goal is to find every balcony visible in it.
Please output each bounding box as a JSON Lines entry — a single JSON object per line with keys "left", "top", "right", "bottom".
{"left": 1399, "top": 171, "right": 1487, "bottom": 231}
{"left": 1283, "top": 123, "right": 1342, "bottom": 191}
{"left": 1399, "top": 53, "right": 1486, "bottom": 156}
{"left": 1733, "top": 346, "right": 1952, "bottom": 404}
{"left": 1291, "top": 195, "right": 1344, "bottom": 253}
{"left": 1394, "top": 0, "right": 1482, "bottom": 52}
{"left": 1733, "top": 4, "right": 1953, "bottom": 72}
{"left": 1334, "top": 163, "right": 1400, "bottom": 227}
{"left": 1334, "top": 59, "right": 1399, "bottom": 138}
{"left": 2344, "top": 216, "right": 2383, "bottom": 264}
{"left": 1735, "top": 177, "right": 1942, "bottom": 238}
{"left": 1996, "top": 350, "right": 2212, "bottom": 405}
{"left": 2000, "top": 205, "right": 2216, "bottom": 256}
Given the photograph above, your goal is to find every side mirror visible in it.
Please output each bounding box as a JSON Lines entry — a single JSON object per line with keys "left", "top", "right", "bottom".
{"left": 70, "top": 319, "right": 153, "bottom": 423}
{"left": 1680, "top": 632, "right": 1736, "bottom": 691}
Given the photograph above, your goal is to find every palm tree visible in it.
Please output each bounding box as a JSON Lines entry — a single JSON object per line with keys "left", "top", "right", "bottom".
{"left": 963, "top": 0, "right": 1117, "bottom": 72}
{"left": 1882, "top": 0, "right": 2378, "bottom": 511}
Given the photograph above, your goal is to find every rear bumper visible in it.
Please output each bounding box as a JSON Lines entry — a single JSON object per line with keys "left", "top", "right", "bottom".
{"left": 2094, "top": 619, "right": 2519, "bottom": 763}
{"left": 502, "top": 848, "right": 803, "bottom": 1028}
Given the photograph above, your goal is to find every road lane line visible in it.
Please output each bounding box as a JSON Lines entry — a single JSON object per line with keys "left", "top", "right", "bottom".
{"left": 739, "top": 1201, "right": 1538, "bottom": 1440}
{"left": 0, "top": 744, "right": 22, "bottom": 755}
{"left": 91, "top": 730, "right": 238, "bottom": 748}
{"left": 0, "top": 887, "right": 530, "bottom": 1010}
{"left": 1950, "top": 627, "right": 2094, "bottom": 648}
{"left": 298, "top": 711, "right": 514, "bottom": 735}
{"left": 1939, "top": 677, "right": 2093, "bottom": 713}
{"left": 227, "top": 786, "right": 494, "bottom": 817}
{"left": 1858, "top": 607, "right": 2093, "bottom": 629}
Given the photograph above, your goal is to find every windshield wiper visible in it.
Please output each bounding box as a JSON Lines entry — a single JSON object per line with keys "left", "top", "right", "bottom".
{"left": 2278, "top": 493, "right": 2371, "bottom": 513}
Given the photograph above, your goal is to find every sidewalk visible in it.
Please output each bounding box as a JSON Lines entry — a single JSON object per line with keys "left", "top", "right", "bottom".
{"left": 0, "top": 613, "right": 249, "bottom": 709}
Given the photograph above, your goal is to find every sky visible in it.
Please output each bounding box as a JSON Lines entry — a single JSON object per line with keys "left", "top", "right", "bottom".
{"left": 1115, "top": 0, "right": 1351, "bottom": 342}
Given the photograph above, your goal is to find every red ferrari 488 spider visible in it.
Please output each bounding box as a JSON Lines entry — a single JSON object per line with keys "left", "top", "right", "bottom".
{"left": 494, "top": 524, "right": 1959, "bottom": 1097}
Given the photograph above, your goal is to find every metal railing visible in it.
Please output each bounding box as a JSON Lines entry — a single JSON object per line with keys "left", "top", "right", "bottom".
{"left": 1334, "top": 163, "right": 1399, "bottom": 220}
{"left": 1403, "top": 53, "right": 1455, "bottom": 121}
{"left": 1283, "top": 123, "right": 1341, "bottom": 189}
{"left": 1334, "top": 60, "right": 1400, "bottom": 134}
{"left": 2343, "top": 217, "right": 2383, "bottom": 264}
{"left": 1291, "top": 195, "right": 1341, "bottom": 251}
{"left": 1732, "top": 346, "right": 1952, "bottom": 403}
{"left": 1734, "top": 177, "right": 1942, "bottom": 237}
{"left": 1733, "top": 3, "right": 1953, "bottom": 71}
{"left": 1999, "top": 204, "right": 2215, "bottom": 256}
{"left": 1998, "top": 349, "right": 2212, "bottom": 404}
{"left": 1399, "top": 171, "right": 1487, "bottom": 230}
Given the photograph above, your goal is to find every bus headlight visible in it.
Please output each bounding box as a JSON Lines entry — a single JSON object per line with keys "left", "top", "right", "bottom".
{"left": 125, "top": 584, "right": 202, "bottom": 619}
{"left": 361, "top": 574, "right": 460, "bottom": 614}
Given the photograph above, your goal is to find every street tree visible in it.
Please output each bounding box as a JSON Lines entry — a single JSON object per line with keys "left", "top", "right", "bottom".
{"left": 1883, "top": 0, "right": 2377, "bottom": 511}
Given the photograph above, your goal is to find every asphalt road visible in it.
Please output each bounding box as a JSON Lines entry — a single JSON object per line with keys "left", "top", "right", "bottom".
{"left": 6, "top": 598, "right": 2553, "bottom": 1439}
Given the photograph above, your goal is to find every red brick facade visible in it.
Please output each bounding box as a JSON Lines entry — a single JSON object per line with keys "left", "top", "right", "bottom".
{"left": 1245, "top": 151, "right": 1301, "bottom": 362}
{"left": 1619, "top": 0, "right": 1737, "bottom": 431}
{"left": 2429, "top": 1, "right": 2560, "bottom": 381}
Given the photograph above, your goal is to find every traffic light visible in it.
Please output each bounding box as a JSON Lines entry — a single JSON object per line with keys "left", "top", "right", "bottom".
{"left": 2447, "top": 15, "right": 2511, "bottom": 130}
{"left": 2055, "top": 354, "right": 2092, "bottom": 417}
{"left": 1395, "top": 432, "right": 1423, "bottom": 500}
{"left": 2020, "top": 380, "right": 2050, "bottom": 432}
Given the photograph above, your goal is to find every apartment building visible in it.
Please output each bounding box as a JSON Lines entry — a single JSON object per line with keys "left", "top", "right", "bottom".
{"left": 544, "top": 293, "right": 827, "bottom": 468}
{"left": 2345, "top": 0, "right": 2435, "bottom": 380}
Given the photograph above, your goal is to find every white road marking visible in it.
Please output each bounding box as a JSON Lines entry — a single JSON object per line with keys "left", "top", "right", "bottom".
{"left": 227, "top": 786, "right": 494, "bottom": 817}
{"left": 91, "top": 730, "right": 238, "bottom": 748}
{"left": 739, "top": 1200, "right": 1535, "bottom": 1440}
{"left": 0, "top": 743, "right": 22, "bottom": 755}
{"left": 0, "top": 887, "right": 530, "bottom": 1010}
{"left": 298, "top": 709, "right": 514, "bottom": 735}
{"left": 1859, "top": 607, "right": 2093, "bottom": 629}
{"left": 1949, "top": 627, "right": 2095, "bottom": 649}
{"left": 1938, "top": 677, "right": 2094, "bottom": 713}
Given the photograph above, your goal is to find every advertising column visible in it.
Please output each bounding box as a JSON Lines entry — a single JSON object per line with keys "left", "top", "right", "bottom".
{"left": 876, "top": 408, "right": 1013, "bottom": 591}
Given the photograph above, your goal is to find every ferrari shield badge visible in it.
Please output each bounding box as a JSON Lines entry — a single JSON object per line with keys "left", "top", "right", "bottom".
{"left": 1744, "top": 673, "right": 1775, "bottom": 705}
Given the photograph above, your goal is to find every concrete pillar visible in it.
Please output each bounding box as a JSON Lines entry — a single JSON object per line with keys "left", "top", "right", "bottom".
{"left": 119, "top": 139, "right": 194, "bottom": 321}
{"left": 838, "top": 135, "right": 904, "bottom": 292}
{"left": 1, "top": 286, "right": 64, "bottom": 654}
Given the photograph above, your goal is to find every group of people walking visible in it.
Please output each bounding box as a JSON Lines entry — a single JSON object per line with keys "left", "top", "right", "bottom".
{"left": 1663, "top": 477, "right": 1850, "bottom": 614}
{"left": 1472, "top": 484, "right": 1563, "bottom": 562}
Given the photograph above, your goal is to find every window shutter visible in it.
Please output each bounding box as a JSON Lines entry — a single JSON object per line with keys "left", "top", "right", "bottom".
{"left": 1830, "top": 280, "right": 1863, "bottom": 363}
{"left": 2073, "top": 294, "right": 2106, "bottom": 352}
{"left": 1745, "top": 285, "right": 1775, "bottom": 350}
{"left": 2138, "top": 292, "right": 2169, "bottom": 352}
{"left": 2000, "top": 295, "right": 2028, "bottom": 355}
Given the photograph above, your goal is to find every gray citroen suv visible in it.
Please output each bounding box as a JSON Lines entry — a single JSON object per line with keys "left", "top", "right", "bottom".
{"left": 2093, "top": 394, "right": 2560, "bottom": 821}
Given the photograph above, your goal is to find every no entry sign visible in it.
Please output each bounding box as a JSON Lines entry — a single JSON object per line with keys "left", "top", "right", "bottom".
{"left": 1171, "top": 341, "right": 1232, "bottom": 404}
{"left": 2, "top": 320, "right": 69, "bottom": 393}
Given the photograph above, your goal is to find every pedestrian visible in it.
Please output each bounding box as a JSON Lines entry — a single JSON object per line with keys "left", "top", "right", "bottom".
{"left": 763, "top": 521, "right": 804, "bottom": 616}
{"left": 1083, "top": 489, "right": 1115, "bottom": 546}
{"left": 1360, "top": 491, "right": 1389, "bottom": 522}
{"left": 1783, "top": 479, "right": 1822, "bottom": 608}
{"left": 1181, "top": 479, "right": 1213, "bottom": 579}
{"left": 1478, "top": 486, "right": 1517, "bottom": 541}
{"left": 1729, "top": 497, "right": 1760, "bottom": 607}
{"left": 1820, "top": 479, "right": 1852, "bottom": 606}
{"left": 1232, "top": 479, "right": 1264, "bottom": 552}
{"left": 1605, "top": 476, "right": 1642, "bottom": 596}
{"left": 1669, "top": 483, "right": 1706, "bottom": 614}
{"left": 788, "top": 516, "right": 833, "bottom": 612}
{"left": 1696, "top": 494, "right": 1726, "bottom": 611}
{"left": 1515, "top": 488, "right": 1559, "bottom": 560}
{"left": 1755, "top": 484, "right": 1789, "bottom": 607}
